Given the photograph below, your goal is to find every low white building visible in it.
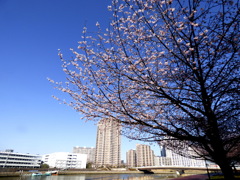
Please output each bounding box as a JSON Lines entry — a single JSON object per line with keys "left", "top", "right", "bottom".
{"left": 0, "top": 149, "right": 41, "bottom": 168}
{"left": 42, "top": 152, "right": 87, "bottom": 169}
{"left": 165, "top": 148, "right": 205, "bottom": 167}
{"left": 72, "top": 146, "right": 95, "bottom": 163}
{"left": 154, "top": 156, "right": 172, "bottom": 166}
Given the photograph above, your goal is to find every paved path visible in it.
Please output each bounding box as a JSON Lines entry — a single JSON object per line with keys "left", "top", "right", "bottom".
{"left": 169, "top": 174, "right": 208, "bottom": 180}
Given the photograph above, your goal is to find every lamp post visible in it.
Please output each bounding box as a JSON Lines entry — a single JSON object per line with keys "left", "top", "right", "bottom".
{"left": 205, "top": 159, "right": 211, "bottom": 179}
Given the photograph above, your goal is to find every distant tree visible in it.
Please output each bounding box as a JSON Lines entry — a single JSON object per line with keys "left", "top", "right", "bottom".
{"left": 50, "top": 0, "right": 239, "bottom": 179}
{"left": 40, "top": 163, "right": 49, "bottom": 168}
{"left": 86, "top": 162, "right": 94, "bottom": 169}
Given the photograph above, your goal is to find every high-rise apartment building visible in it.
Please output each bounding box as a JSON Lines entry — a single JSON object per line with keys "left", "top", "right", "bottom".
{"left": 136, "top": 144, "right": 154, "bottom": 167}
{"left": 126, "top": 149, "right": 137, "bottom": 167}
{"left": 160, "top": 145, "right": 166, "bottom": 157}
{"left": 95, "top": 118, "right": 121, "bottom": 167}
{"left": 73, "top": 146, "right": 95, "bottom": 163}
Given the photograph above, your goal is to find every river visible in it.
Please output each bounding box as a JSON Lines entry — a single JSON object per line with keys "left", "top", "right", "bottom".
{"left": 0, "top": 174, "right": 173, "bottom": 180}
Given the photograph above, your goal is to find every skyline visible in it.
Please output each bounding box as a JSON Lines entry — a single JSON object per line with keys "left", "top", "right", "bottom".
{"left": 0, "top": 0, "right": 160, "bottom": 160}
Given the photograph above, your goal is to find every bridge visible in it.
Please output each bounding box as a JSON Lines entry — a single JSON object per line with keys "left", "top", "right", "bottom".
{"left": 137, "top": 166, "right": 221, "bottom": 174}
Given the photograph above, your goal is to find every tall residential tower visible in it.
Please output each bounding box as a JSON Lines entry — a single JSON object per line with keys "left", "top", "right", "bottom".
{"left": 95, "top": 118, "right": 121, "bottom": 167}
{"left": 126, "top": 149, "right": 137, "bottom": 167}
{"left": 136, "top": 144, "right": 154, "bottom": 167}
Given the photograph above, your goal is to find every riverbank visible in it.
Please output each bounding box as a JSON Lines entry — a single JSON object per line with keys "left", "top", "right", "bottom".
{"left": 0, "top": 170, "right": 178, "bottom": 177}
{"left": 0, "top": 172, "right": 22, "bottom": 177}
{"left": 58, "top": 170, "right": 145, "bottom": 175}
{"left": 0, "top": 169, "right": 209, "bottom": 178}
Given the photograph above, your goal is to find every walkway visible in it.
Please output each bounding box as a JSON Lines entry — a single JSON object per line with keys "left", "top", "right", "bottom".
{"left": 170, "top": 174, "right": 208, "bottom": 180}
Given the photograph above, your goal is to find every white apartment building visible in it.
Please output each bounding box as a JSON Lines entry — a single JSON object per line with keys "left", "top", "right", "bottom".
{"left": 0, "top": 149, "right": 41, "bottom": 168}
{"left": 73, "top": 146, "right": 95, "bottom": 163}
{"left": 157, "top": 139, "right": 206, "bottom": 167}
{"left": 165, "top": 148, "right": 205, "bottom": 167}
{"left": 136, "top": 144, "right": 154, "bottom": 167}
{"left": 42, "top": 152, "right": 87, "bottom": 169}
{"left": 126, "top": 149, "right": 137, "bottom": 167}
{"left": 154, "top": 156, "right": 172, "bottom": 166}
{"left": 126, "top": 144, "right": 206, "bottom": 167}
{"left": 95, "top": 118, "right": 121, "bottom": 167}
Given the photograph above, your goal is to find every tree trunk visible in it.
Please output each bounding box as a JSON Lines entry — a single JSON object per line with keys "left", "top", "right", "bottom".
{"left": 218, "top": 161, "right": 235, "bottom": 180}
{"left": 213, "top": 145, "right": 235, "bottom": 179}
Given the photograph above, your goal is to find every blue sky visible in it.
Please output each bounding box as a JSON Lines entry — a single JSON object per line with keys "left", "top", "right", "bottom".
{"left": 0, "top": 0, "right": 160, "bottom": 160}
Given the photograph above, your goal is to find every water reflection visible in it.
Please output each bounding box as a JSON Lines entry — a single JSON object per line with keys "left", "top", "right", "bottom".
{"left": 4, "top": 174, "right": 170, "bottom": 180}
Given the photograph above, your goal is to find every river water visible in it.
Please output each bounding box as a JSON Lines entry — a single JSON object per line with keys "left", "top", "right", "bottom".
{"left": 0, "top": 174, "right": 174, "bottom": 180}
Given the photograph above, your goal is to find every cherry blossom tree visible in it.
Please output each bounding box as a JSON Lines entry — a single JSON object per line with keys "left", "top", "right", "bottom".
{"left": 50, "top": 0, "right": 239, "bottom": 179}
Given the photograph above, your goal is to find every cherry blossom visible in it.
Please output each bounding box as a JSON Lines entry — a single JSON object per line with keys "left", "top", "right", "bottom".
{"left": 50, "top": 1, "right": 239, "bottom": 179}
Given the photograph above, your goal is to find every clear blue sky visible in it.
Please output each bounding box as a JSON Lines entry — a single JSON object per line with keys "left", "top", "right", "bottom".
{"left": 0, "top": 0, "right": 160, "bottom": 160}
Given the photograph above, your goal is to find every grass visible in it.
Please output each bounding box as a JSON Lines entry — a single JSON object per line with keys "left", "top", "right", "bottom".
{"left": 209, "top": 175, "right": 240, "bottom": 179}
